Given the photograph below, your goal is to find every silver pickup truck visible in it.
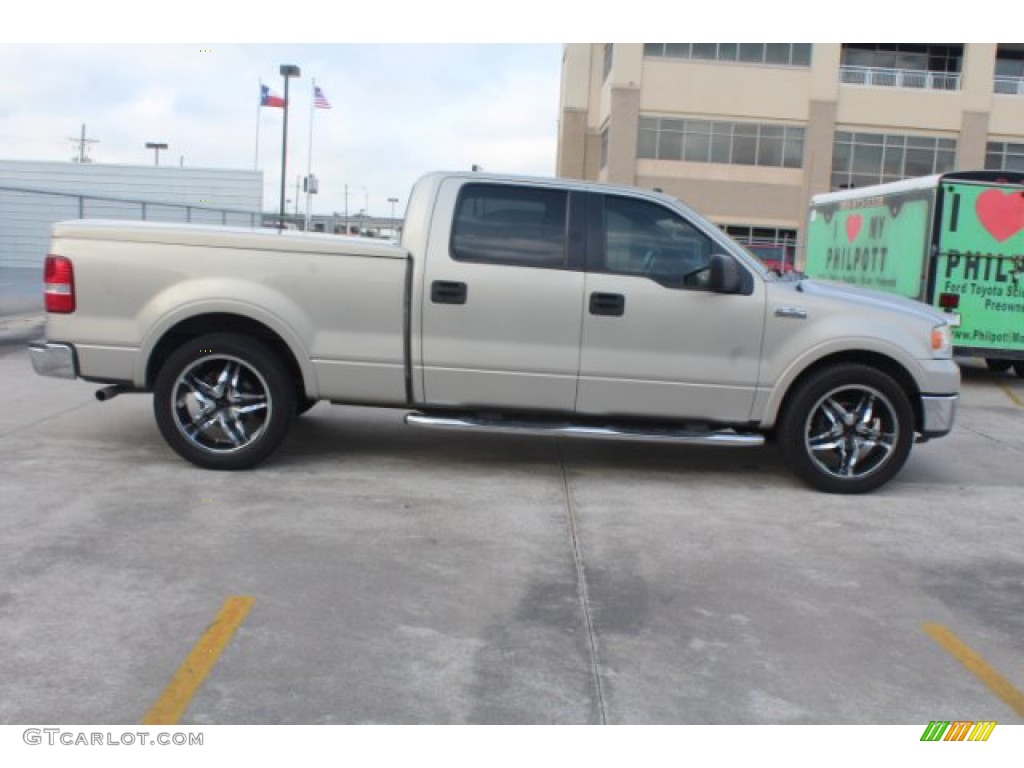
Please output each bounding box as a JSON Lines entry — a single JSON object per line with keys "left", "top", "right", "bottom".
{"left": 29, "top": 171, "right": 960, "bottom": 493}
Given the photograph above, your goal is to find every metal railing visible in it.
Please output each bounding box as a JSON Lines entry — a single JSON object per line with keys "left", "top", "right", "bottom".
{"left": 994, "top": 76, "right": 1024, "bottom": 95}
{"left": 0, "top": 184, "right": 263, "bottom": 226}
{"left": 0, "top": 185, "right": 264, "bottom": 267}
{"left": 840, "top": 65, "right": 961, "bottom": 91}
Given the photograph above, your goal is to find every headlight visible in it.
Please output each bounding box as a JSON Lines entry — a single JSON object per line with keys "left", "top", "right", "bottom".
{"left": 931, "top": 323, "right": 953, "bottom": 358}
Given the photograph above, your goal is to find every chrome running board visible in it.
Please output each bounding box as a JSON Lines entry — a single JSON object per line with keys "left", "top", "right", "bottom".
{"left": 404, "top": 412, "right": 764, "bottom": 447}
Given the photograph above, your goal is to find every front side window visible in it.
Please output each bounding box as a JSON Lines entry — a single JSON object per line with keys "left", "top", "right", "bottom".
{"left": 451, "top": 184, "right": 567, "bottom": 268}
{"left": 601, "top": 196, "right": 714, "bottom": 289}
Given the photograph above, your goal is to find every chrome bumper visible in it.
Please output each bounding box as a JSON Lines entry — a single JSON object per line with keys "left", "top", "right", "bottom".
{"left": 28, "top": 341, "right": 78, "bottom": 379}
{"left": 920, "top": 394, "right": 958, "bottom": 438}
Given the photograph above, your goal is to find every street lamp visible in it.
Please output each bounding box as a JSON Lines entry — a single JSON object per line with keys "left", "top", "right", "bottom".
{"left": 278, "top": 64, "right": 301, "bottom": 228}
{"left": 388, "top": 197, "right": 399, "bottom": 238}
{"left": 145, "top": 142, "right": 168, "bottom": 166}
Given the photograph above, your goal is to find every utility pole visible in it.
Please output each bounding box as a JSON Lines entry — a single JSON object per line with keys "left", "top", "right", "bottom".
{"left": 69, "top": 124, "right": 99, "bottom": 163}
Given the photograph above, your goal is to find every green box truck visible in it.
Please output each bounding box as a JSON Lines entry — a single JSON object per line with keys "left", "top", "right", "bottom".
{"left": 805, "top": 171, "right": 1024, "bottom": 376}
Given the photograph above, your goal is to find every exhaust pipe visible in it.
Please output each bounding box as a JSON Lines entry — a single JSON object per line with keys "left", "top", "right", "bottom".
{"left": 95, "top": 384, "right": 127, "bottom": 402}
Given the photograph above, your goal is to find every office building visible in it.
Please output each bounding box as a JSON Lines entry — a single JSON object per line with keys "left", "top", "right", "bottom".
{"left": 557, "top": 43, "right": 1024, "bottom": 265}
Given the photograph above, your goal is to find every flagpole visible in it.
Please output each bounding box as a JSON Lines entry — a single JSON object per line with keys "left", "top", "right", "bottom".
{"left": 305, "top": 78, "right": 316, "bottom": 231}
{"left": 254, "top": 80, "right": 262, "bottom": 171}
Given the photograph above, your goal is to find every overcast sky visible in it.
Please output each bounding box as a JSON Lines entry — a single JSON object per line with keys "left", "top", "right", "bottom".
{"left": 0, "top": 43, "right": 562, "bottom": 217}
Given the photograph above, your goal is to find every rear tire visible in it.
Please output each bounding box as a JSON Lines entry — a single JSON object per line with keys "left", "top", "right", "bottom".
{"left": 1014, "top": 361, "right": 1024, "bottom": 379}
{"left": 986, "top": 358, "right": 1012, "bottom": 373}
{"left": 778, "top": 363, "right": 914, "bottom": 494}
{"left": 153, "top": 333, "right": 296, "bottom": 469}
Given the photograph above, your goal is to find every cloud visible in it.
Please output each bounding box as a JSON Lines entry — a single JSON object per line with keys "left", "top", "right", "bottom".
{"left": 0, "top": 43, "right": 562, "bottom": 215}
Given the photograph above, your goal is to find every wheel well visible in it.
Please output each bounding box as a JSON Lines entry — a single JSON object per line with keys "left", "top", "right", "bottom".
{"left": 776, "top": 351, "right": 923, "bottom": 432}
{"left": 146, "top": 313, "right": 305, "bottom": 394}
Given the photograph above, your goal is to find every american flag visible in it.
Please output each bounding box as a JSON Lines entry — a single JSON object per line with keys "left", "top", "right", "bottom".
{"left": 313, "top": 86, "right": 331, "bottom": 110}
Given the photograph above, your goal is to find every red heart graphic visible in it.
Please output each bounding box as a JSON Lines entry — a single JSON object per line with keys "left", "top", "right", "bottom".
{"left": 845, "top": 214, "right": 862, "bottom": 243}
{"left": 976, "top": 189, "right": 1024, "bottom": 243}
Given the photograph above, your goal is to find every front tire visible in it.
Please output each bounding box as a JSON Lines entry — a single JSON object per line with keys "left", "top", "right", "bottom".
{"left": 153, "top": 333, "right": 296, "bottom": 469}
{"left": 778, "top": 363, "right": 914, "bottom": 494}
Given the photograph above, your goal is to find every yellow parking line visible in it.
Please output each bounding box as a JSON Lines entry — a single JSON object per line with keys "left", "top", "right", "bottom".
{"left": 141, "top": 596, "right": 255, "bottom": 725}
{"left": 998, "top": 383, "right": 1024, "bottom": 408}
{"left": 923, "top": 623, "right": 1024, "bottom": 718}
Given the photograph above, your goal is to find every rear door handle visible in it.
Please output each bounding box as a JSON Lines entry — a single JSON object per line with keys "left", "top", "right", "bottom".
{"left": 589, "top": 292, "right": 625, "bottom": 317}
{"left": 431, "top": 280, "right": 468, "bottom": 305}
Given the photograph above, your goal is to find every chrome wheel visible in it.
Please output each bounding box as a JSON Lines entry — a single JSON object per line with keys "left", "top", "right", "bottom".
{"left": 778, "top": 363, "right": 914, "bottom": 494}
{"left": 171, "top": 355, "right": 272, "bottom": 453}
{"left": 154, "top": 333, "right": 296, "bottom": 469}
{"left": 803, "top": 385, "right": 898, "bottom": 480}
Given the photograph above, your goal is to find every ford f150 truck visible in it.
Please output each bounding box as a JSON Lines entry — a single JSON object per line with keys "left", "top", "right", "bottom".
{"left": 29, "top": 172, "right": 960, "bottom": 493}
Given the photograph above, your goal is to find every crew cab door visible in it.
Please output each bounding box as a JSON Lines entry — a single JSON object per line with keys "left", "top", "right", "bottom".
{"left": 577, "top": 193, "right": 765, "bottom": 423}
{"left": 419, "top": 179, "right": 586, "bottom": 411}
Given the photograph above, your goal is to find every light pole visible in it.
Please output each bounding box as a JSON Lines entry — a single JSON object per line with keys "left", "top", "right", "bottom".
{"left": 388, "top": 197, "right": 399, "bottom": 238}
{"left": 145, "top": 142, "right": 168, "bottom": 166}
{"left": 278, "top": 64, "right": 301, "bottom": 228}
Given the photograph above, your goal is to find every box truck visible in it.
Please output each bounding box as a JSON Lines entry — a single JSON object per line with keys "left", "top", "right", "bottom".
{"left": 805, "top": 171, "right": 1024, "bottom": 375}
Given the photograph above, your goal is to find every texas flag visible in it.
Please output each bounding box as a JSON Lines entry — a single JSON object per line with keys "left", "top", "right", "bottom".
{"left": 260, "top": 84, "right": 285, "bottom": 108}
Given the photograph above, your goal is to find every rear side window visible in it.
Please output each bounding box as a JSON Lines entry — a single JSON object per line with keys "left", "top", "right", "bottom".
{"left": 451, "top": 184, "right": 568, "bottom": 268}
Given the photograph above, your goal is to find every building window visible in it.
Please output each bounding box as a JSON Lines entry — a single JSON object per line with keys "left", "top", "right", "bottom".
{"left": 985, "top": 141, "right": 1024, "bottom": 172}
{"left": 600, "top": 126, "right": 609, "bottom": 169}
{"left": 643, "top": 43, "right": 811, "bottom": 67}
{"left": 603, "top": 43, "right": 613, "bottom": 81}
{"left": 840, "top": 44, "right": 962, "bottom": 91}
{"left": 638, "top": 116, "right": 804, "bottom": 169}
{"left": 994, "top": 46, "right": 1024, "bottom": 95}
{"left": 830, "top": 131, "right": 957, "bottom": 190}
{"left": 722, "top": 226, "right": 797, "bottom": 271}
{"left": 451, "top": 184, "right": 567, "bottom": 268}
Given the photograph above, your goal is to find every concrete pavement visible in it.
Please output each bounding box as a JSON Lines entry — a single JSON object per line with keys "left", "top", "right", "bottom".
{"left": 1, "top": 335, "right": 1022, "bottom": 724}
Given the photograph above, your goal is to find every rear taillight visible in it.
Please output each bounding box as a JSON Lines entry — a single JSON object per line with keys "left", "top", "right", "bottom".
{"left": 43, "top": 255, "right": 75, "bottom": 313}
{"left": 938, "top": 292, "right": 960, "bottom": 311}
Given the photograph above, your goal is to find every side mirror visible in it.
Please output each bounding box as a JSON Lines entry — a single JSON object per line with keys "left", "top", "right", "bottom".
{"left": 709, "top": 253, "right": 742, "bottom": 294}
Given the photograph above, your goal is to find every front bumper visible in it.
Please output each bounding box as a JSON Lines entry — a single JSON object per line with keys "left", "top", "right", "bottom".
{"left": 28, "top": 341, "right": 78, "bottom": 380}
{"left": 920, "top": 394, "right": 958, "bottom": 438}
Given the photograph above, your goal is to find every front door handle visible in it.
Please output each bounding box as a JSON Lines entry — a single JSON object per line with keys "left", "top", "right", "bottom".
{"left": 589, "top": 292, "right": 625, "bottom": 317}
{"left": 431, "top": 280, "right": 468, "bottom": 305}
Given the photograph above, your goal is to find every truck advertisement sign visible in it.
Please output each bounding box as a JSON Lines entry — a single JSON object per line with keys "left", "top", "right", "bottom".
{"left": 934, "top": 182, "right": 1024, "bottom": 351}
{"left": 805, "top": 194, "right": 930, "bottom": 299}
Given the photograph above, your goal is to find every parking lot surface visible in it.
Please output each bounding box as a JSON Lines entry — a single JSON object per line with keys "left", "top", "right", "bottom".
{"left": 1, "top": 312, "right": 1022, "bottom": 724}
